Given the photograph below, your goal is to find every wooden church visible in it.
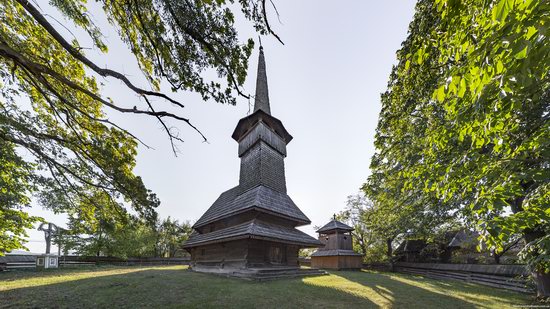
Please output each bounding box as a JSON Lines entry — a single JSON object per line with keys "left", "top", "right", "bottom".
{"left": 311, "top": 217, "right": 363, "bottom": 270}
{"left": 183, "top": 47, "right": 324, "bottom": 279}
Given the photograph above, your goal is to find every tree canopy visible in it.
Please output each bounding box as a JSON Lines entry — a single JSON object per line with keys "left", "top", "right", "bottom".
{"left": 0, "top": 0, "right": 280, "bottom": 254}
{"left": 365, "top": 0, "right": 549, "bottom": 278}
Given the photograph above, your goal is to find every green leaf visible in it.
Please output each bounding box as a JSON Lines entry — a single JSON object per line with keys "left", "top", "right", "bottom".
{"left": 458, "top": 78, "right": 467, "bottom": 98}
{"left": 436, "top": 85, "right": 446, "bottom": 102}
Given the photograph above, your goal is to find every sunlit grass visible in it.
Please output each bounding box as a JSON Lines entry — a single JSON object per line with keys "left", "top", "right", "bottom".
{"left": 0, "top": 265, "right": 535, "bottom": 308}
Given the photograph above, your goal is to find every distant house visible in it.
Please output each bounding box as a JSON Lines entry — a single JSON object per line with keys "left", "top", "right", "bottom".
{"left": 394, "top": 229, "right": 523, "bottom": 265}
{"left": 448, "top": 230, "right": 480, "bottom": 250}
{"left": 395, "top": 239, "right": 427, "bottom": 263}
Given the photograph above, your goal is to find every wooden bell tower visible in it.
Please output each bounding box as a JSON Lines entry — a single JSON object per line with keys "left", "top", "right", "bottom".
{"left": 311, "top": 217, "right": 363, "bottom": 270}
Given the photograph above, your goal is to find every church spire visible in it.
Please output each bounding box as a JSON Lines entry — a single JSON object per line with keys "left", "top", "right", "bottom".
{"left": 254, "top": 46, "right": 271, "bottom": 114}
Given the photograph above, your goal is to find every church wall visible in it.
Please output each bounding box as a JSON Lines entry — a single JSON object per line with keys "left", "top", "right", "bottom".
{"left": 286, "top": 245, "right": 299, "bottom": 266}
{"left": 190, "top": 240, "right": 248, "bottom": 269}
{"left": 246, "top": 239, "right": 300, "bottom": 267}
{"left": 246, "top": 239, "right": 267, "bottom": 266}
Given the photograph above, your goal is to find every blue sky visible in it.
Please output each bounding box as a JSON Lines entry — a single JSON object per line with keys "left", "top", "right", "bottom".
{"left": 24, "top": 0, "right": 417, "bottom": 253}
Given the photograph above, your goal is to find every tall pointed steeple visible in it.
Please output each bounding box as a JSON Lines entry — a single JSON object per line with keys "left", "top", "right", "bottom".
{"left": 183, "top": 45, "right": 322, "bottom": 278}
{"left": 254, "top": 46, "right": 271, "bottom": 114}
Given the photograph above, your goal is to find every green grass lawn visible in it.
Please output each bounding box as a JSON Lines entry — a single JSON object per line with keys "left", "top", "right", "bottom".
{"left": 0, "top": 265, "right": 536, "bottom": 308}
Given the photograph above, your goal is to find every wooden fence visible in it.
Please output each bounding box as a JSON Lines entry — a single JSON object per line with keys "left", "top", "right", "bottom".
{"left": 61, "top": 256, "right": 190, "bottom": 267}
{"left": 299, "top": 258, "right": 533, "bottom": 294}
{"left": 0, "top": 255, "right": 190, "bottom": 270}
{"left": 394, "top": 262, "right": 534, "bottom": 293}
{"left": 0, "top": 255, "right": 37, "bottom": 270}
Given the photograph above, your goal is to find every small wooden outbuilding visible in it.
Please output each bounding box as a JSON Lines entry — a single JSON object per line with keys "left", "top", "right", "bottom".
{"left": 311, "top": 218, "right": 363, "bottom": 270}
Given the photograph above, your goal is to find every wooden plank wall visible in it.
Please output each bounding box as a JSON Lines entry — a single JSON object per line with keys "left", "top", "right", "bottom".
{"left": 311, "top": 256, "right": 363, "bottom": 270}
{"left": 191, "top": 240, "right": 247, "bottom": 268}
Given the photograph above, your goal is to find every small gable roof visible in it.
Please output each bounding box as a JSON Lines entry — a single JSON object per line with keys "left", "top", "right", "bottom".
{"left": 311, "top": 249, "right": 362, "bottom": 257}
{"left": 316, "top": 220, "right": 354, "bottom": 233}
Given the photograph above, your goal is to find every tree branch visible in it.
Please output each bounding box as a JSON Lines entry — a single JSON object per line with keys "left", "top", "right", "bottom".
{"left": 261, "top": 0, "right": 284, "bottom": 45}
{"left": 0, "top": 41, "right": 207, "bottom": 142}
{"left": 15, "top": 0, "right": 187, "bottom": 109}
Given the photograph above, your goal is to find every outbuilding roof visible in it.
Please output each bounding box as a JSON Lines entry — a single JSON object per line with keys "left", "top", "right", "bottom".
{"left": 184, "top": 219, "right": 322, "bottom": 248}
{"left": 193, "top": 185, "right": 310, "bottom": 229}
{"left": 316, "top": 219, "right": 354, "bottom": 233}
{"left": 448, "top": 230, "right": 480, "bottom": 248}
{"left": 311, "top": 249, "right": 363, "bottom": 257}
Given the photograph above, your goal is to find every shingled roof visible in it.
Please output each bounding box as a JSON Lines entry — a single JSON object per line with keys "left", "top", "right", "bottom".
{"left": 193, "top": 185, "right": 311, "bottom": 228}
{"left": 184, "top": 219, "right": 322, "bottom": 248}
{"left": 316, "top": 219, "right": 354, "bottom": 233}
{"left": 232, "top": 109, "right": 293, "bottom": 143}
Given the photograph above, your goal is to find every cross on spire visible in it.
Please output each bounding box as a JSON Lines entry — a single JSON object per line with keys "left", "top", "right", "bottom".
{"left": 254, "top": 46, "right": 271, "bottom": 114}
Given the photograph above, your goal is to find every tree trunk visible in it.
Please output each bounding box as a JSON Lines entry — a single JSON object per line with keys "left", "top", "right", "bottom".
{"left": 355, "top": 232, "right": 367, "bottom": 256}
{"left": 532, "top": 271, "right": 550, "bottom": 298}
{"left": 387, "top": 238, "right": 394, "bottom": 272}
{"left": 524, "top": 229, "right": 548, "bottom": 298}
{"left": 491, "top": 249, "right": 501, "bottom": 264}
{"left": 510, "top": 191, "right": 548, "bottom": 297}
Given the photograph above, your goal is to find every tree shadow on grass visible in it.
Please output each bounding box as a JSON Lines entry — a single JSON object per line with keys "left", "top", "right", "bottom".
{"left": 1, "top": 266, "right": 377, "bottom": 308}
{"left": 332, "top": 270, "right": 531, "bottom": 308}
{"left": 0, "top": 266, "right": 517, "bottom": 308}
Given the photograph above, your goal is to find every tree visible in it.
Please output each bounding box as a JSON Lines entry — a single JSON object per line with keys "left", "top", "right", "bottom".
{"left": 154, "top": 216, "right": 192, "bottom": 258}
{"left": 337, "top": 194, "right": 372, "bottom": 256}
{"left": 367, "top": 0, "right": 549, "bottom": 297}
{"left": 0, "top": 0, "right": 282, "bottom": 254}
{"left": 0, "top": 138, "right": 41, "bottom": 253}
{"left": 336, "top": 194, "right": 390, "bottom": 264}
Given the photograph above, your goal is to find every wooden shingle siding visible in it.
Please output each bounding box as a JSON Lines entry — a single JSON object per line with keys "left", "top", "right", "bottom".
{"left": 238, "top": 122, "right": 287, "bottom": 157}
{"left": 239, "top": 141, "right": 287, "bottom": 193}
